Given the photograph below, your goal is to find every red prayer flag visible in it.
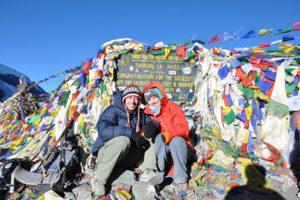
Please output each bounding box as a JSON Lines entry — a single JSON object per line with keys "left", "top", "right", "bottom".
{"left": 244, "top": 120, "right": 249, "bottom": 128}
{"left": 241, "top": 143, "right": 248, "bottom": 153}
{"left": 212, "top": 47, "right": 219, "bottom": 55}
{"left": 235, "top": 68, "right": 246, "bottom": 80}
{"left": 231, "top": 50, "right": 239, "bottom": 54}
{"left": 177, "top": 46, "right": 187, "bottom": 57}
{"left": 248, "top": 56, "right": 261, "bottom": 64}
{"left": 266, "top": 86, "right": 274, "bottom": 97}
{"left": 248, "top": 71, "right": 255, "bottom": 81}
{"left": 292, "top": 21, "right": 300, "bottom": 31}
{"left": 241, "top": 77, "right": 253, "bottom": 87}
{"left": 259, "top": 42, "right": 271, "bottom": 48}
{"left": 208, "top": 34, "right": 222, "bottom": 44}
{"left": 263, "top": 77, "right": 275, "bottom": 85}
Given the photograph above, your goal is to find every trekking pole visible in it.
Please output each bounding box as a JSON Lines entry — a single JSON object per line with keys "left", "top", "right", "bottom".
{"left": 33, "top": 118, "right": 74, "bottom": 173}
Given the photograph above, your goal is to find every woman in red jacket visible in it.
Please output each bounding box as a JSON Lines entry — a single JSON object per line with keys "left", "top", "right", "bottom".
{"left": 142, "top": 82, "right": 192, "bottom": 188}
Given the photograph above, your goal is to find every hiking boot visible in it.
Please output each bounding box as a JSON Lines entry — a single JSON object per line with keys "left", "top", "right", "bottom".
{"left": 139, "top": 169, "right": 164, "bottom": 185}
{"left": 91, "top": 178, "right": 106, "bottom": 197}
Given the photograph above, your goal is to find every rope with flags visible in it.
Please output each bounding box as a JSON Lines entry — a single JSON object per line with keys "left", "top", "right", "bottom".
{"left": 22, "top": 20, "right": 300, "bottom": 95}
{"left": 194, "top": 21, "right": 300, "bottom": 45}
{"left": 26, "top": 65, "right": 82, "bottom": 93}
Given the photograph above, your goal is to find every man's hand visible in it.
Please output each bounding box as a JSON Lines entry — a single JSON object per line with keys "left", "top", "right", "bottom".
{"left": 144, "top": 120, "right": 159, "bottom": 139}
{"left": 132, "top": 131, "right": 150, "bottom": 150}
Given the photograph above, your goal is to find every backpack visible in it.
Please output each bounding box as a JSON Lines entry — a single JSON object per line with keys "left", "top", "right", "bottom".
{"left": 12, "top": 135, "right": 82, "bottom": 195}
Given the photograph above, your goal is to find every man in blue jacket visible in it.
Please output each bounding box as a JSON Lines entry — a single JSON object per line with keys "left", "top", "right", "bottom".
{"left": 88, "top": 84, "right": 156, "bottom": 197}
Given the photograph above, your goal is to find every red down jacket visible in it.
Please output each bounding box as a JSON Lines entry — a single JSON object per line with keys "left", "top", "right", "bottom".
{"left": 142, "top": 82, "right": 193, "bottom": 148}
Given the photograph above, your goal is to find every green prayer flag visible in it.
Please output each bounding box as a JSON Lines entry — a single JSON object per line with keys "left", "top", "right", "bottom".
{"left": 274, "top": 29, "right": 293, "bottom": 35}
{"left": 245, "top": 87, "right": 254, "bottom": 99}
{"left": 294, "top": 58, "right": 300, "bottom": 65}
{"left": 192, "top": 39, "right": 206, "bottom": 45}
{"left": 240, "top": 59, "right": 249, "bottom": 64}
{"left": 285, "top": 68, "right": 294, "bottom": 76}
{"left": 100, "top": 81, "right": 106, "bottom": 93}
{"left": 254, "top": 74, "right": 261, "bottom": 85}
{"left": 72, "top": 79, "right": 80, "bottom": 87}
{"left": 149, "top": 49, "right": 165, "bottom": 55}
{"left": 58, "top": 91, "right": 71, "bottom": 107}
{"left": 238, "top": 84, "right": 255, "bottom": 99}
{"left": 187, "top": 50, "right": 195, "bottom": 58}
{"left": 238, "top": 83, "right": 245, "bottom": 92}
{"left": 183, "top": 41, "right": 192, "bottom": 46}
{"left": 267, "top": 99, "right": 289, "bottom": 117}
{"left": 245, "top": 100, "right": 250, "bottom": 108}
{"left": 80, "top": 123, "right": 86, "bottom": 134}
{"left": 170, "top": 41, "right": 179, "bottom": 46}
{"left": 285, "top": 83, "right": 296, "bottom": 94}
{"left": 266, "top": 49, "right": 284, "bottom": 53}
{"left": 224, "top": 110, "right": 237, "bottom": 124}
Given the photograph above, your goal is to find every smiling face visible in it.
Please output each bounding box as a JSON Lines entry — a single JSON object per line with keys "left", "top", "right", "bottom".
{"left": 147, "top": 96, "right": 161, "bottom": 116}
{"left": 124, "top": 95, "right": 140, "bottom": 111}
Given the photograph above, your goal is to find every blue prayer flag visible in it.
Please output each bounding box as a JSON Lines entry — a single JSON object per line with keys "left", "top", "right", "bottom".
{"left": 218, "top": 66, "right": 230, "bottom": 79}
{"left": 240, "top": 30, "right": 256, "bottom": 39}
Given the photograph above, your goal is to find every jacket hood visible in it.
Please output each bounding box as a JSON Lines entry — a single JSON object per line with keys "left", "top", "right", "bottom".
{"left": 113, "top": 91, "right": 126, "bottom": 111}
{"left": 142, "top": 82, "right": 168, "bottom": 105}
{"left": 113, "top": 91, "right": 140, "bottom": 113}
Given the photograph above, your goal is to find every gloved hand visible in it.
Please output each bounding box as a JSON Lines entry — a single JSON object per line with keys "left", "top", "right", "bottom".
{"left": 87, "top": 154, "right": 97, "bottom": 169}
{"left": 144, "top": 120, "right": 159, "bottom": 139}
{"left": 132, "top": 131, "right": 150, "bottom": 150}
{"left": 161, "top": 131, "right": 171, "bottom": 144}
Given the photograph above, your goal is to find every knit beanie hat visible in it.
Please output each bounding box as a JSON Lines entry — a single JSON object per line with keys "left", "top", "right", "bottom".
{"left": 122, "top": 84, "right": 142, "bottom": 133}
{"left": 144, "top": 88, "right": 162, "bottom": 103}
{"left": 122, "top": 84, "right": 142, "bottom": 103}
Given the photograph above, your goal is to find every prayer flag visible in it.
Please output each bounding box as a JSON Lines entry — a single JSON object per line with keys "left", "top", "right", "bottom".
{"left": 208, "top": 34, "right": 222, "bottom": 44}
{"left": 240, "top": 30, "right": 256, "bottom": 39}
{"left": 292, "top": 21, "right": 300, "bottom": 31}
{"left": 223, "top": 32, "right": 238, "bottom": 42}
{"left": 258, "top": 29, "right": 272, "bottom": 36}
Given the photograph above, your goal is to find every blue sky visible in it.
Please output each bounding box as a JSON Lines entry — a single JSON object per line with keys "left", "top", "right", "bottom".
{"left": 0, "top": 0, "right": 299, "bottom": 92}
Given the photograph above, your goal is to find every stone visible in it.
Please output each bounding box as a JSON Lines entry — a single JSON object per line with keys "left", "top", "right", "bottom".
{"left": 110, "top": 169, "right": 137, "bottom": 186}
{"left": 132, "top": 182, "right": 157, "bottom": 200}
{"left": 72, "top": 184, "right": 93, "bottom": 200}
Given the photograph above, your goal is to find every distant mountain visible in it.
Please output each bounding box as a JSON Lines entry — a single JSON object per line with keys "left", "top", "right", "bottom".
{"left": 0, "top": 64, "right": 48, "bottom": 102}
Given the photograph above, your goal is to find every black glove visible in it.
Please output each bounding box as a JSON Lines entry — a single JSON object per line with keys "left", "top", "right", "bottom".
{"left": 131, "top": 131, "right": 150, "bottom": 150}
{"left": 144, "top": 120, "right": 159, "bottom": 139}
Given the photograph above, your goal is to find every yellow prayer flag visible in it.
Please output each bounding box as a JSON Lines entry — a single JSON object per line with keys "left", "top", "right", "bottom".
{"left": 243, "top": 130, "right": 250, "bottom": 144}
{"left": 252, "top": 46, "right": 265, "bottom": 54}
{"left": 279, "top": 43, "right": 293, "bottom": 50}
{"left": 258, "top": 29, "right": 272, "bottom": 36}
{"left": 245, "top": 107, "right": 252, "bottom": 120}
{"left": 164, "top": 48, "right": 171, "bottom": 60}
{"left": 222, "top": 106, "right": 231, "bottom": 115}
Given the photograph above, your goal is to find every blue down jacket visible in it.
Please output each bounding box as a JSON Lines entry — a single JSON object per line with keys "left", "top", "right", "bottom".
{"left": 91, "top": 91, "right": 148, "bottom": 154}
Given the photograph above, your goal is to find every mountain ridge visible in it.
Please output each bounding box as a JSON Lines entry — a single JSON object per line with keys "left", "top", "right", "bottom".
{"left": 0, "top": 64, "right": 48, "bottom": 102}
